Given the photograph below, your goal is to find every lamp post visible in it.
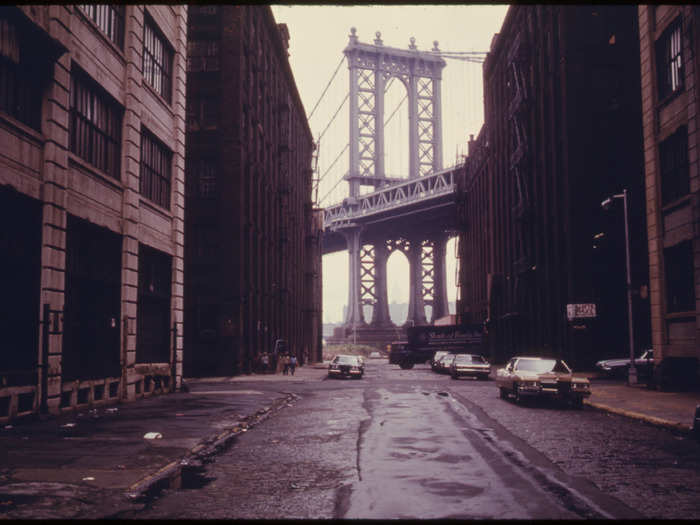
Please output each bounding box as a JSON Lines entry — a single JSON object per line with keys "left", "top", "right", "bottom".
{"left": 601, "top": 189, "right": 637, "bottom": 385}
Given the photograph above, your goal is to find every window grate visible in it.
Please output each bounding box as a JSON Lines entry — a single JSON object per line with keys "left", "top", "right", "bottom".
{"left": 143, "top": 15, "right": 173, "bottom": 103}
{"left": 139, "top": 128, "right": 172, "bottom": 209}
{"left": 79, "top": 5, "right": 125, "bottom": 49}
{"left": 659, "top": 126, "right": 689, "bottom": 205}
{"left": 656, "top": 18, "right": 683, "bottom": 101}
{"left": 70, "top": 69, "right": 123, "bottom": 179}
{"left": 0, "top": 15, "right": 43, "bottom": 130}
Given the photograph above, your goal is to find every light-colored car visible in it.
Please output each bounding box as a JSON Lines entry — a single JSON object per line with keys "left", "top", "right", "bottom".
{"left": 449, "top": 354, "right": 491, "bottom": 380}
{"left": 328, "top": 354, "right": 364, "bottom": 379}
{"left": 369, "top": 351, "right": 382, "bottom": 359}
{"left": 431, "top": 351, "right": 451, "bottom": 372}
{"left": 495, "top": 356, "right": 591, "bottom": 409}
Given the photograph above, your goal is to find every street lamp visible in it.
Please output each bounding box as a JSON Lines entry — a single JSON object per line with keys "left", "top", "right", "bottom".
{"left": 600, "top": 189, "right": 637, "bottom": 385}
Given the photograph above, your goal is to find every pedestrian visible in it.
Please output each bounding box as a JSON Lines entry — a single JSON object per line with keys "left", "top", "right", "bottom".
{"left": 289, "top": 354, "right": 297, "bottom": 375}
{"left": 282, "top": 354, "right": 290, "bottom": 375}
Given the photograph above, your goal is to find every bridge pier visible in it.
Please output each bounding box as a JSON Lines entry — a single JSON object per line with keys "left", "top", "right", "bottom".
{"left": 343, "top": 226, "right": 365, "bottom": 328}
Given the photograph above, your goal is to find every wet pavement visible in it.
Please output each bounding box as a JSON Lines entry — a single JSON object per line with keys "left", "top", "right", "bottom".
{"left": 1, "top": 359, "right": 699, "bottom": 519}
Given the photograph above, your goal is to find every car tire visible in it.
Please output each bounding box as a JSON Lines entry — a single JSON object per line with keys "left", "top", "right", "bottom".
{"left": 399, "top": 361, "right": 414, "bottom": 370}
{"left": 499, "top": 387, "right": 507, "bottom": 399}
{"left": 571, "top": 397, "right": 583, "bottom": 410}
{"left": 451, "top": 372, "right": 457, "bottom": 380}
{"left": 513, "top": 383, "right": 522, "bottom": 404}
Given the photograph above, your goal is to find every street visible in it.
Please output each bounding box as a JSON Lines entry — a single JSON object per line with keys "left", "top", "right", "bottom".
{"left": 117, "top": 359, "right": 700, "bottom": 520}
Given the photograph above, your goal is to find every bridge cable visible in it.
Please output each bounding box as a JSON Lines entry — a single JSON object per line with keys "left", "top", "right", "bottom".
{"left": 307, "top": 54, "right": 346, "bottom": 121}
{"left": 318, "top": 92, "right": 349, "bottom": 142}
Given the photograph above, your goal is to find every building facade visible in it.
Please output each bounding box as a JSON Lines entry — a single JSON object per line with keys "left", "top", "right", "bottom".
{"left": 457, "top": 5, "right": 650, "bottom": 369}
{"left": 0, "top": 5, "right": 187, "bottom": 422}
{"left": 638, "top": 5, "right": 700, "bottom": 387}
{"left": 184, "top": 5, "right": 320, "bottom": 377}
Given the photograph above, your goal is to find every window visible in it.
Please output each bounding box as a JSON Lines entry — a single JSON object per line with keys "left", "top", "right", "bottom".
{"left": 659, "top": 126, "right": 689, "bottom": 205}
{"left": 0, "top": 14, "right": 43, "bottom": 130}
{"left": 664, "top": 241, "right": 695, "bottom": 313}
{"left": 79, "top": 5, "right": 125, "bottom": 49}
{"left": 140, "top": 129, "right": 172, "bottom": 209}
{"left": 656, "top": 19, "right": 683, "bottom": 101}
{"left": 143, "top": 15, "right": 173, "bottom": 102}
{"left": 187, "top": 40, "right": 220, "bottom": 72}
{"left": 190, "top": 159, "right": 216, "bottom": 199}
{"left": 70, "top": 68, "right": 123, "bottom": 178}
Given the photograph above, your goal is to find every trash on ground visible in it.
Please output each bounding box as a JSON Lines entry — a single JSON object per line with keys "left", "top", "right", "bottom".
{"left": 105, "top": 408, "right": 118, "bottom": 414}
{"left": 82, "top": 477, "right": 95, "bottom": 481}
{"left": 143, "top": 432, "right": 163, "bottom": 439}
{"left": 60, "top": 423, "right": 76, "bottom": 428}
{"left": 175, "top": 413, "right": 185, "bottom": 417}
{"left": 438, "top": 391, "right": 449, "bottom": 397}
{"left": 3, "top": 425, "right": 13, "bottom": 430}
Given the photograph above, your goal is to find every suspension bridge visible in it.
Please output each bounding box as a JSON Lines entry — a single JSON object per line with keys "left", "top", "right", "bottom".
{"left": 310, "top": 28, "right": 486, "bottom": 343}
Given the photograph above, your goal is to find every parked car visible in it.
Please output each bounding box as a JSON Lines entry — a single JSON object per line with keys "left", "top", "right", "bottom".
{"left": 431, "top": 350, "right": 451, "bottom": 371}
{"left": 369, "top": 351, "right": 382, "bottom": 359}
{"left": 495, "top": 356, "right": 591, "bottom": 408}
{"left": 450, "top": 354, "right": 491, "bottom": 380}
{"left": 595, "top": 349, "right": 654, "bottom": 378}
{"left": 328, "top": 355, "right": 364, "bottom": 379}
{"left": 433, "top": 352, "right": 458, "bottom": 374}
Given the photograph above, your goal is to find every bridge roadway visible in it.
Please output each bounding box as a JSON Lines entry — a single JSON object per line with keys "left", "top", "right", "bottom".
{"left": 321, "top": 165, "right": 460, "bottom": 254}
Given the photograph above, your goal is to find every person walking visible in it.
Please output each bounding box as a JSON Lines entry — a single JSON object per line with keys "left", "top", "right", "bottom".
{"left": 289, "top": 354, "right": 297, "bottom": 375}
{"left": 282, "top": 354, "right": 290, "bottom": 375}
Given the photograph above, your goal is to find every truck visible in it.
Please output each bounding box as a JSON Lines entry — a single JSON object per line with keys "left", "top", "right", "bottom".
{"left": 389, "top": 323, "right": 484, "bottom": 369}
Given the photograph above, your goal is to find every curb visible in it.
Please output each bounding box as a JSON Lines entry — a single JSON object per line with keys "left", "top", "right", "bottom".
{"left": 124, "top": 392, "right": 298, "bottom": 501}
{"left": 585, "top": 400, "right": 692, "bottom": 434}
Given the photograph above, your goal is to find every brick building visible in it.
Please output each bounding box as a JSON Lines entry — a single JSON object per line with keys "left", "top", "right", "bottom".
{"left": 638, "top": 5, "right": 699, "bottom": 387}
{"left": 184, "top": 5, "right": 320, "bottom": 377}
{"left": 456, "top": 5, "right": 650, "bottom": 368}
{"left": 0, "top": 5, "right": 187, "bottom": 422}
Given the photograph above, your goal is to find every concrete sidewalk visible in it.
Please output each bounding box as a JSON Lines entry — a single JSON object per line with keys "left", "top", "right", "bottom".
{"left": 586, "top": 379, "right": 700, "bottom": 433}
{"left": 0, "top": 362, "right": 698, "bottom": 518}
{"left": 0, "top": 364, "right": 328, "bottom": 518}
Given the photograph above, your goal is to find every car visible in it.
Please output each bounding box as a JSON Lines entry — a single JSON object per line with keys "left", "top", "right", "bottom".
{"left": 449, "top": 354, "right": 491, "bottom": 380}
{"left": 369, "top": 351, "right": 382, "bottom": 359}
{"left": 328, "top": 354, "right": 364, "bottom": 379}
{"left": 431, "top": 350, "right": 451, "bottom": 371}
{"left": 495, "top": 356, "right": 591, "bottom": 409}
{"left": 595, "top": 349, "right": 654, "bottom": 378}
{"left": 433, "top": 352, "right": 458, "bottom": 374}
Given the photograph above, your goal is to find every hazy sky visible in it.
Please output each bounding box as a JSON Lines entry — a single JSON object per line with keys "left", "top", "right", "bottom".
{"left": 270, "top": 5, "right": 509, "bottom": 324}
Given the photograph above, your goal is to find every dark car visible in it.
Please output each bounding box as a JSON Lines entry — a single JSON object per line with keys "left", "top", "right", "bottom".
{"left": 328, "top": 354, "right": 364, "bottom": 379}
{"left": 595, "top": 349, "right": 654, "bottom": 378}
{"left": 449, "top": 354, "right": 491, "bottom": 380}
{"left": 495, "top": 356, "right": 591, "bottom": 409}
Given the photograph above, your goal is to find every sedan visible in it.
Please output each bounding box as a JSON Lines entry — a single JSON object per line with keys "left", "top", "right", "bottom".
{"left": 328, "top": 354, "right": 364, "bottom": 379}
{"left": 450, "top": 354, "right": 491, "bottom": 380}
{"left": 495, "top": 356, "right": 591, "bottom": 409}
{"left": 595, "top": 349, "right": 654, "bottom": 378}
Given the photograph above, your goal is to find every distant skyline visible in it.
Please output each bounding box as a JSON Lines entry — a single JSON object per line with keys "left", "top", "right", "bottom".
{"left": 271, "top": 5, "right": 510, "bottom": 324}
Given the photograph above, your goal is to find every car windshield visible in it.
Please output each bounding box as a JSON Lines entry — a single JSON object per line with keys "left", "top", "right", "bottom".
{"left": 333, "top": 355, "right": 358, "bottom": 365}
{"left": 440, "top": 354, "right": 456, "bottom": 362}
{"left": 515, "top": 358, "right": 571, "bottom": 374}
{"left": 454, "top": 354, "right": 484, "bottom": 363}
{"left": 434, "top": 351, "right": 448, "bottom": 360}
